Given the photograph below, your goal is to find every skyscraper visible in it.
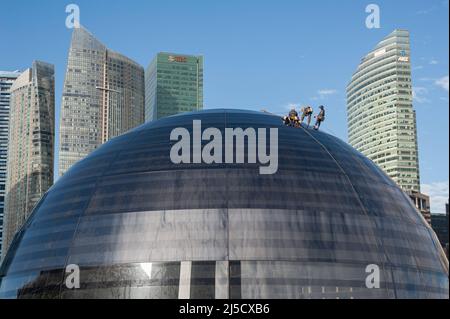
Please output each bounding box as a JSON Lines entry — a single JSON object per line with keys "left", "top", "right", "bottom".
{"left": 2, "top": 61, "right": 54, "bottom": 257}
{"left": 347, "top": 30, "right": 420, "bottom": 192}
{"left": 145, "top": 52, "right": 203, "bottom": 121}
{"left": 0, "top": 70, "right": 20, "bottom": 262}
{"left": 59, "top": 26, "right": 145, "bottom": 176}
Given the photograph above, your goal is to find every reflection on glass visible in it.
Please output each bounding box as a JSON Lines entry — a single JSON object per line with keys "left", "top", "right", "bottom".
{"left": 140, "top": 263, "right": 152, "bottom": 278}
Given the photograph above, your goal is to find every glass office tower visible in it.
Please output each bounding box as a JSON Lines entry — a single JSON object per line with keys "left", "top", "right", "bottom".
{"left": 59, "top": 26, "right": 145, "bottom": 176}
{"left": 145, "top": 52, "right": 203, "bottom": 121}
{"left": 347, "top": 30, "right": 420, "bottom": 192}
{"left": 0, "top": 70, "right": 20, "bottom": 262}
{"left": 0, "top": 110, "right": 447, "bottom": 299}
{"left": 2, "top": 61, "right": 54, "bottom": 259}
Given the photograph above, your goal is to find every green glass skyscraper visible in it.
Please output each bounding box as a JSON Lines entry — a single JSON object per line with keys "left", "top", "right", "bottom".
{"left": 145, "top": 52, "right": 203, "bottom": 121}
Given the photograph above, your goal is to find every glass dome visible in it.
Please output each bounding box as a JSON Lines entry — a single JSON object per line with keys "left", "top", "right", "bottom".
{"left": 0, "top": 109, "right": 448, "bottom": 299}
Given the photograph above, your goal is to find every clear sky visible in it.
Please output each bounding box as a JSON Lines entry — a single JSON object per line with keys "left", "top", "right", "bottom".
{"left": 1, "top": 0, "right": 448, "bottom": 213}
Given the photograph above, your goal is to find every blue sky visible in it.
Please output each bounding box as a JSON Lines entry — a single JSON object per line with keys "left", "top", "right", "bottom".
{"left": 1, "top": 0, "right": 448, "bottom": 213}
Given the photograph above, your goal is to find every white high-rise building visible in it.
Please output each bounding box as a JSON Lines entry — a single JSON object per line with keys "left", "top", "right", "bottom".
{"left": 347, "top": 30, "right": 420, "bottom": 192}
{"left": 3, "top": 61, "right": 55, "bottom": 257}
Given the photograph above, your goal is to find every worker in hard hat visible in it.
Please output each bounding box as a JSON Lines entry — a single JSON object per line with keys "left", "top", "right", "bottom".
{"left": 313, "top": 105, "right": 326, "bottom": 130}
{"left": 287, "top": 108, "right": 300, "bottom": 127}
{"left": 300, "top": 106, "right": 314, "bottom": 128}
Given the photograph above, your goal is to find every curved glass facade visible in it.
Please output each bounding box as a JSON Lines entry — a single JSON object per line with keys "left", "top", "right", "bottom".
{"left": 0, "top": 109, "right": 448, "bottom": 299}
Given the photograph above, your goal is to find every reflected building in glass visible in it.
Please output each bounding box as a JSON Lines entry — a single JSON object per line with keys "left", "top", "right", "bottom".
{"left": 145, "top": 52, "right": 203, "bottom": 121}
{"left": 347, "top": 30, "right": 420, "bottom": 193}
{"left": 2, "top": 61, "right": 55, "bottom": 260}
{"left": 59, "top": 26, "right": 145, "bottom": 176}
{"left": 0, "top": 109, "right": 448, "bottom": 299}
{"left": 0, "top": 70, "right": 21, "bottom": 263}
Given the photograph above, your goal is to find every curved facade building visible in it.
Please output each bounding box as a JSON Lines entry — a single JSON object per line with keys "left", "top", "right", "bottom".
{"left": 0, "top": 109, "right": 448, "bottom": 299}
{"left": 59, "top": 26, "right": 145, "bottom": 176}
{"left": 347, "top": 30, "right": 420, "bottom": 192}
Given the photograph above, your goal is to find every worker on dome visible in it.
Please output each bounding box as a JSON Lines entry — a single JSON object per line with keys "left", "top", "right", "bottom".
{"left": 286, "top": 108, "right": 300, "bottom": 127}
{"left": 313, "top": 105, "right": 326, "bottom": 130}
{"left": 300, "top": 105, "right": 314, "bottom": 128}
